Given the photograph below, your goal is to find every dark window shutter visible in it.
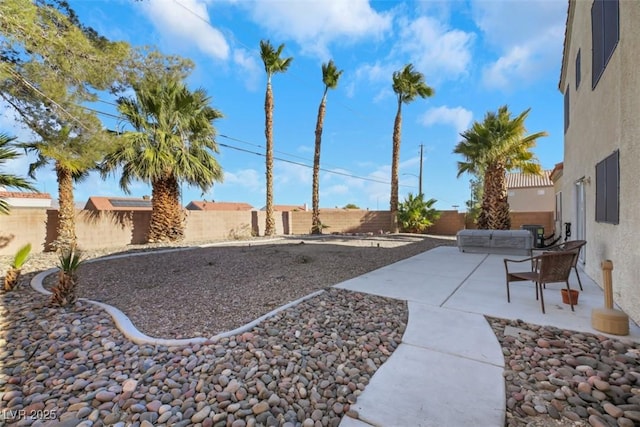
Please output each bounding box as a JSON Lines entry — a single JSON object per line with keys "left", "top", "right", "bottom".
{"left": 564, "top": 87, "right": 570, "bottom": 133}
{"left": 576, "top": 49, "right": 581, "bottom": 89}
{"left": 596, "top": 159, "right": 606, "bottom": 222}
{"left": 603, "top": 0, "right": 619, "bottom": 66}
{"left": 592, "top": 0, "right": 604, "bottom": 88}
{"left": 605, "top": 150, "right": 619, "bottom": 224}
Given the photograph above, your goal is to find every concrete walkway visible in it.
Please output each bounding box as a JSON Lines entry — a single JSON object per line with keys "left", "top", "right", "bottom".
{"left": 335, "top": 246, "right": 640, "bottom": 427}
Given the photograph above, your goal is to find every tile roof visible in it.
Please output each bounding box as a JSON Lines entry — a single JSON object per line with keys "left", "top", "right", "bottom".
{"left": 0, "top": 191, "right": 51, "bottom": 199}
{"left": 84, "top": 196, "right": 153, "bottom": 211}
{"left": 506, "top": 170, "right": 553, "bottom": 189}
{"left": 186, "top": 201, "right": 254, "bottom": 211}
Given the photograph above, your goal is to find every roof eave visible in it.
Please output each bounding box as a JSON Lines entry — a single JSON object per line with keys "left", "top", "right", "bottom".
{"left": 559, "top": 0, "right": 575, "bottom": 92}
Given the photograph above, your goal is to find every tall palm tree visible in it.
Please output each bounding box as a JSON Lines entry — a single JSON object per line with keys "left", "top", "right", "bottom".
{"left": 0, "top": 134, "right": 36, "bottom": 215}
{"left": 260, "top": 40, "right": 293, "bottom": 236}
{"left": 101, "top": 75, "right": 223, "bottom": 242}
{"left": 454, "top": 106, "right": 547, "bottom": 230}
{"left": 311, "top": 60, "right": 343, "bottom": 235}
{"left": 19, "top": 117, "right": 113, "bottom": 250}
{"left": 390, "top": 64, "right": 434, "bottom": 232}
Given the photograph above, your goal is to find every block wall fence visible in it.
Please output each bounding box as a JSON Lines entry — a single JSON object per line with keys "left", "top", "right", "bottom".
{"left": 0, "top": 208, "right": 553, "bottom": 255}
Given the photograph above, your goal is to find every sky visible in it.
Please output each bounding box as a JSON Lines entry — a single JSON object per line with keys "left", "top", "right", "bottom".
{"left": 1, "top": 0, "right": 568, "bottom": 211}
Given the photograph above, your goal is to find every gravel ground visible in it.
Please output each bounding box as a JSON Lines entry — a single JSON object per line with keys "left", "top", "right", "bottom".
{"left": 3, "top": 234, "right": 640, "bottom": 427}
{"left": 18, "top": 235, "right": 454, "bottom": 339}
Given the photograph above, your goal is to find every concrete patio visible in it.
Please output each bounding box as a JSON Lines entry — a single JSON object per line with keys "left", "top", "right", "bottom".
{"left": 335, "top": 245, "right": 640, "bottom": 427}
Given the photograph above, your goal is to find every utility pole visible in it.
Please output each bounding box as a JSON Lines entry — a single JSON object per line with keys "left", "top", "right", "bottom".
{"left": 418, "top": 144, "right": 424, "bottom": 196}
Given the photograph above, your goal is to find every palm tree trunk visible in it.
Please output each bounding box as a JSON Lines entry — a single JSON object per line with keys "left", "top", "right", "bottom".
{"left": 390, "top": 98, "right": 402, "bottom": 233}
{"left": 148, "top": 174, "right": 184, "bottom": 242}
{"left": 264, "top": 80, "right": 276, "bottom": 236}
{"left": 55, "top": 162, "right": 77, "bottom": 251}
{"left": 311, "top": 91, "right": 327, "bottom": 234}
{"left": 480, "top": 164, "right": 511, "bottom": 230}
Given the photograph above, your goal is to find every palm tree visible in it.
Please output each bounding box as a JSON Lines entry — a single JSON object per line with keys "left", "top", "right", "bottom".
{"left": 390, "top": 64, "right": 434, "bottom": 232}
{"left": 397, "top": 193, "right": 440, "bottom": 234}
{"left": 260, "top": 40, "right": 293, "bottom": 236}
{"left": 0, "top": 134, "right": 36, "bottom": 215}
{"left": 101, "top": 75, "right": 223, "bottom": 242}
{"left": 311, "top": 60, "right": 343, "bottom": 235}
{"left": 454, "top": 106, "right": 547, "bottom": 230}
{"left": 19, "top": 118, "right": 113, "bottom": 250}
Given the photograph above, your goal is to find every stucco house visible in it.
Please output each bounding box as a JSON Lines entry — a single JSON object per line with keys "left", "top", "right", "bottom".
{"left": 506, "top": 170, "right": 554, "bottom": 212}
{"left": 0, "top": 189, "right": 52, "bottom": 208}
{"left": 84, "top": 196, "right": 152, "bottom": 211}
{"left": 558, "top": 0, "right": 640, "bottom": 323}
{"left": 186, "top": 201, "right": 254, "bottom": 211}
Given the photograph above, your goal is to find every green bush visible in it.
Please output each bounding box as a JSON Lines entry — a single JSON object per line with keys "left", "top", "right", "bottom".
{"left": 397, "top": 193, "right": 441, "bottom": 234}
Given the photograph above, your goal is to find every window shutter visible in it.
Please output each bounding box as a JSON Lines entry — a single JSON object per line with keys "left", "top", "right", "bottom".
{"left": 605, "top": 151, "right": 619, "bottom": 224}
{"left": 591, "top": 0, "right": 604, "bottom": 88}
{"left": 595, "top": 159, "right": 606, "bottom": 222}
{"left": 576, "top": 50, "right": 581, "bottom": 89}
{"left": 603, "top": 0, "right": 619, "bottom": 66}
{"left": 564, "top": 87, "right": 570, "bottom": 133}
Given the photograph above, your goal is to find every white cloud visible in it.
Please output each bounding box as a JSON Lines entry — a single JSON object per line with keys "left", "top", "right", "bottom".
{"left": 221, "top": 168, "right": 262, "bottom": 192}
{"left": 138, "top": 0, "right": 229, "bottom": 61}
{"left": 420, "top": 106, "right": 473, "bottom": 134}
{"left": 232, "top": 48, "right": 261, "bottom": 91}
{"left": 245, "top": 0, "right": 392, "bottom": 57}
{"left": 397, "top": 15, "right": 475, "bottom": 83}
{"left": 471, "top": 0, "right": 566, "bottom": 90}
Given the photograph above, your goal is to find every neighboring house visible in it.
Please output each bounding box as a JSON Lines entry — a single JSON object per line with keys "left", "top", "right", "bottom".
{"left": 84, "top": 196, "right": 152, "bottom": 211}
{"left": 559, "top": 0, "right": 640, "bottom": 323}
{"left": 506, "top": 170, "right": 554, "bottom": 212}
{"left": 0, "top": 190, "right": 52, "bottom": 208}
{"left": 261, "top": 204, "right": 308, "bottom": 212}
{"left": 186, "top": 201, "right": 254, "bottom": 211}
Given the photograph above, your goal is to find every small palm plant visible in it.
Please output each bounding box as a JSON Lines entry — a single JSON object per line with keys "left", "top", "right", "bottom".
{"left": 397, "top": 193, "right": 441, "bottom": 234}
{"left": 50, "top": 247, "right": 83, "bottom": 307}
{"left": 3, "top": 243, "right": 31, "bottom": 291}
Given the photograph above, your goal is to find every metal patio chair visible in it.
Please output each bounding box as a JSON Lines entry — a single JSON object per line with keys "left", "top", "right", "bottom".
{"left": 504, "top": 250, "right": 578, "bottom": 314}
{"left": 532, "top": 240, "right": 586, "bottom": 290}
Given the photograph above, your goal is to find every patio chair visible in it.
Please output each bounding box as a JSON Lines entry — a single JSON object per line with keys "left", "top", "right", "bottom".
{"left": 532, "top": 240, "right": 586, "bottom": 290}
{"left": 504, "top": 251, "right": 578, "bottom": 314}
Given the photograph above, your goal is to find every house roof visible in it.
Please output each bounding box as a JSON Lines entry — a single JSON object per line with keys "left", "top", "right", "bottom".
{"left": 550, "top": 162, "right": 564, "bottom": 183}
{"left": 260, "top": 204, "right": 307, "bottom": 212}
{"left": 84, "top": 196, "right": 153, "bottom": 211}
{"left": 558, "top": 0, "right": 574, "bottom": 91}
{"left": 506, "top": 170, "right": 553, "bottom": 189}
{"left": 186, "top": 201, "right": 254, "bottom": 211}
{"left": 0, "top": 191, "right": 51, "bottom": 199}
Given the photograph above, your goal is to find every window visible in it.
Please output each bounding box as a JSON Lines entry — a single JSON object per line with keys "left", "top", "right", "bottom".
{"left": 591, "top": 0, "right": 619, "bottom": 89}
{"left": 564, "top": 85, "right": 570, "bottom": 133}
{"left": 575, "top": 49, "right": 581, "bottom": 89}
{"left": 595, "top": 150, "right": 619, "bottom": 224}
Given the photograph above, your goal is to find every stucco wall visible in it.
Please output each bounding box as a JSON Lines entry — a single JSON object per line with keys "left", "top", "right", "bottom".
{"left": 288, "top": 210, "right": 392, "bottom": 235}
{"left": 560, "top": 1, "right": 640, "bottom": 323}
{"left": 0, "top": 208, "right": 48, "bottom": 254}
{"left": 508, "top": 187, "right": 555, "bottom": 212}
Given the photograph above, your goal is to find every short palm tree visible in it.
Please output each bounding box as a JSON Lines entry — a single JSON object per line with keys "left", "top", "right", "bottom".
{"left": 454, "top": 106, "right": 547, "bottom": 230}
{"left": 101, "top": 75, "right": 223, "bottom": 242}
{"left": 3, "top": 243, "right": 31, "bottom": 291}
{"left": 391, "top": 64, "right": 434, "bottom": 232}
{"left": 50, "top": 247, "right": 83, "bottom": 307}
{"left": 260, "top": 40, "right": 293, "bottom": 236}
{"left": 397, "top": 193, "right": 440, "bottom": 234}
{"left": 311, "top": 60, "right": 343, "bottom": 235}
{"left": 0, "top": 133, "right": 36, "bottom": 215}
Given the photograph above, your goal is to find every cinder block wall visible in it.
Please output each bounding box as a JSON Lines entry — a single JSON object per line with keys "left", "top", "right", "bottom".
{"left": 184, "top": 210, "right": 254, "bottom": 241}
{"left": 425, "top": 210, "right": 465, "bottom": 235}
{"left": 0, "top": 208, "right": 48, "bottom": 254}
{"left": 289, "top": 210, "right": 392, "bottom": 235}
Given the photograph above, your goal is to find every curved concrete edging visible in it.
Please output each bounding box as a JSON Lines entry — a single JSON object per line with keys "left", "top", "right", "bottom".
{"left": 29, "top": 238, "right": 327, "bottom": 347}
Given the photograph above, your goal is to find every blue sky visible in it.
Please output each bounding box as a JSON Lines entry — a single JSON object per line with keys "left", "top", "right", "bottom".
{"left": 1, "top": 0, "right": 567, "bottom": 211}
